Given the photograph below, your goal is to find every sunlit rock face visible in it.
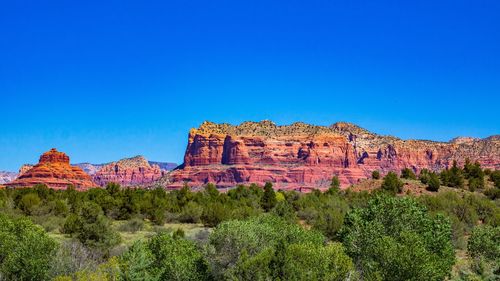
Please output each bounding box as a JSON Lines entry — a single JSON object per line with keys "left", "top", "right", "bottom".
{"left": 93, "top": 156, "right": 166, "bottom": 186}
{"left": 6, "top": 148, "right": 95, "bottom": 189}
{"left": 167, "top": 121, "right": 500, "bottom": 190}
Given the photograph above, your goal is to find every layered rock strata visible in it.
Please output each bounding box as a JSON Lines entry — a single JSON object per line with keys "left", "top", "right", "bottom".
{"left": 167, "top": 121, "right": 499, "bottom": 189}
{"left": 93, "top": 156, "right": 165, "bottom": 186}
{"left": 6, "top": 149, "right": 95, "bottom": 189}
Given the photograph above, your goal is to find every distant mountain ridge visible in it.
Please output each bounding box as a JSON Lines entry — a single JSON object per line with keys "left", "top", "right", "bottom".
{"left": 74, "top": 159, "right": 177, "bottom": 175}
{"left": 0, "top": 171, "right": 17, "bottom": 184}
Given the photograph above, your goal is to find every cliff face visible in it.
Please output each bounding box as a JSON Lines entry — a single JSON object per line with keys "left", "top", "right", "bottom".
{"left": 168, "top": 121, "right": 500, "bottom": 189}
{"left": 6, "top": 149, "right": 95, "bottom": 189}
{"left": 93, "top": 156, "right": 165, "bottom": 186}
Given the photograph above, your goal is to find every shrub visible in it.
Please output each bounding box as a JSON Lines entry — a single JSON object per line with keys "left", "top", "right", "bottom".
{"left": 441, "top": 161, "right": 464, "bottom": 188}
{"left": 489, "top": 170, "right": 500, "bottom": 188}
{"left": 401, "top": 168, "right": 417, "bottom": 180}
{"left": 419, "top": 168, "right": 431, "bottom": 184}
{"left": 340, "top": 195, "right": 455, "bottom": 280}
{"left": 119, "top": 240, "right": 159, "bottom": 281}
{"left": 0, "top": 214, "right": 57, "bottom": 280}
{"left": 381, "top": 172, "right": 404, "bottom": 194}
{"left": 178, "top": 202, "right": 203, "bottom": 223}
{"left": 281, "top": 242, "right": 353, "bottom": 281}
{"left": 261, "top": 182, "right": 277, "bottom": 211}
{"left": 19, "top": 192, "right": 41, "bottom": 215}
{"left": 330, "top": 176, "right": 340, "bottom": 189}
{"left": 64, "top": 202, "right": 121, "bottom": 252}
{"left": 467, "top": 225, "right": 500, "bottom": 261}
{"left": 149, "top": 233, "right": 209, "bottom": 281}
{"left": 372, "top": 170, "right": 380, "bottom": 179}
{"left": 206, "top": 214, "right": 325, "bottom": 279}
{"left": 426, "top": 172, "right": 441, "bottom": 192}
{"left": 118, "top": 218, "right": 145, "bottom": 233}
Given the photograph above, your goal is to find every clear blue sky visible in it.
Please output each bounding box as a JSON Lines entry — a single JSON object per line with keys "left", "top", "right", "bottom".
{"left": 1, "top": 0, "right": 499, "bottom": 171}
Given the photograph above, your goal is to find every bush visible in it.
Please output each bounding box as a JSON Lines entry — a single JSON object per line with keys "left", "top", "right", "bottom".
{"left": 330, "top": 176, "right": 340, "bottom": 189}
{"left": 381, "top": 172, "right": 404, "bottom": 194}
{"left": 467, "top": 225, "right": 500, "bottom": 261}
{"left": 401, "top": 168, "right": 417, "bottom": 180}
{"left": 441, "top": 161, "right": 464, "bottom": 188}
{"left": 0, "top": 214, "right": 57, "bottom": 280}
{"left": 201, "top": 202, "right": 229, "bottom": 227}
{"left": 340, "top": 195, "right": 455, "bottom": 280}
{"left": 372, "top": 170, "right": 380, "bottom": 179}
{"left": 281, "top": 242, "right": 353, "bottom": 281}
{"left": 119, "top": 240, "right": 159, "bottom": 281}
{"left": 206, "top": 214, "right": 325, "bottom": 279}
{"left": 19, "top": 192, "right": 41, "bottom": 215}
{"left": 261, "top": 182, "right": 277, "bottom": 211}
{"left": 178, "top": 202, "right": 203, "bottom": 223}
{"left": 490, "top": 170, "right": 500, "bottom": 188}
{"left": 63, "top": 202, "right": 121, "bottom": 252}
{"left": 118, "top": 218, "right": 145, "bottom": 233}
{"left": 149, "top": 233, "right": 209, "bottom": 281}
{"left": 467, "top": 225, "right": 500, "bottom": 278}
{"left": 426, "top": 172, "right": 440, "bottom": 192}
{"left": 419, "top": 169, "right": 431, "bottom": 184}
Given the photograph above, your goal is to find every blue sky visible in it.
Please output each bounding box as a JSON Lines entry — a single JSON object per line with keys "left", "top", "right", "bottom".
{"left": 1, "top": 0, "right": 499, "bottom": 171}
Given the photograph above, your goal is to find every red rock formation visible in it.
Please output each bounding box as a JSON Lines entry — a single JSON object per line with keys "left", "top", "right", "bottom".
{"left": 6, "top": 149, "right": 95, "bottom": 189}
{"left": 93, "top": 156, "right": 165, "bottom": 186}
{"left": 167, "top": 121, "right": 500, "bottom": 190}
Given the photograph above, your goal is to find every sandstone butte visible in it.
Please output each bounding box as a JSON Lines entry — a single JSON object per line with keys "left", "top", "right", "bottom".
{"left": 93, "top": 156, "right": 165, "bottom": 187}
{"left": 166, "top": 121, "right": 500, "bottom": 191}
{"left": 6, "top": 148, "right": 95, "bottom": 189}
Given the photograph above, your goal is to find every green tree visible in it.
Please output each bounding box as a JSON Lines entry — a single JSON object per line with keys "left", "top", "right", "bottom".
{"left": 105, "top": 182, "right": 121, "bottom": 195}
{"left": 19, "top": 192, "right": 41, "bottom": 215}
{"left": 120, "top": 240, "right": 160, "bottom": 281}
{"left": 490, "top": 170, "right": 500, "bottom": 188}
{"left": 401, "top": 168, "right": 417, "bottom": 180}
{"left": 0, "top": 214, "right": 57, "bottom": 280}
{"left": 282, "top": 242, "right": 353, "bottom": 281}
{"left": 206, "top": 215, "right": 324, "bottom": 279}
{"left": 330, "top": 175, "right": 340, "bottom": 189}
{"left": 340, "top": 195, "right": 455, "bottom": 281}
{"left": 372, "top": 170, "right": 381, "bottom": 179}
{"left": 271, "top": 200, "right": 297, "bottom": 224}
{"left": 467, "top": 225, "right": 500, "bottom": 278}
{"left": 148, "top": 233, "right": 209, "bottom": 281}
{"left": 261, "top": 182, "right": 277, "bottom": 211}
{"left": 426, "top": 172, "right": 441, "bottom": 192}
{"left": 441, "top": 161, "right": 464, "bottom": 188}
{"left": 419, "top": 169, "right": 431, "bottom": 184}
{"left": 63, "top": 202, "right": 121, "bottom": 253}
{"left": 468, "top": 225, "right": 499, "bottom": 262}
{"left": 381, "top": 172, "right": 404, "bottom": 194}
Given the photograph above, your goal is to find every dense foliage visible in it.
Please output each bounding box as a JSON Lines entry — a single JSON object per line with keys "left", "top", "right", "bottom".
{"left": 340, "top": 195, "right": 455, "bottom": 280}
{"left": 0, "top": 163, "right": 498, "bottom": 280}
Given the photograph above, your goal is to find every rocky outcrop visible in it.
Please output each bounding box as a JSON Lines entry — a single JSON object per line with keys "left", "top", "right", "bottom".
{"left": 18, "top": 164, "right": 34, "bottom": 177}
{"left": 167, "top": 121, "right": 500, "bottom": 189}
{"left": 6, "top": 149, "right": 95, "bottom": 189}
{"left": 0, "top": 171, "right": 17, "bottom": 184}
{"left": 93, "top": 156, "right": 166, "bottom": 186}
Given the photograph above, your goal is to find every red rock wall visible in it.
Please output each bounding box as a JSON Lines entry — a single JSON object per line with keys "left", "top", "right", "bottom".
{"left": 93, "top": 164, "right": 164, "bottom": 186}
{"left": 168, "top": 122, "right": 500, "bottom": 190}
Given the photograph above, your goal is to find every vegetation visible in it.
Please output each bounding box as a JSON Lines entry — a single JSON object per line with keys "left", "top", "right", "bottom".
{"left": 340, "top": 195, "right": 455, "bottom": 280}
{"left": 381, "top": 171, "right": 404, "bottom": 194}
{"left": 401, "top": 167, "right": 417, "bottom": 180}
{"left": 0, "top": 163, "right": 498, "bottom": 280}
